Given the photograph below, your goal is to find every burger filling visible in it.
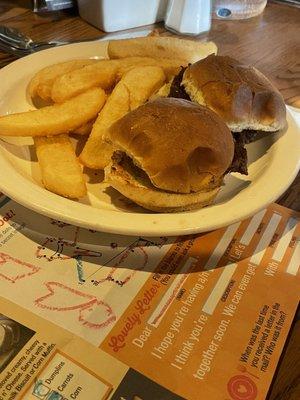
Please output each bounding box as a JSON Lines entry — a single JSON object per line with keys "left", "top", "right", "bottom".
{"left": 111, "top": 151, "right": 150, "bottom": 187}
{"left": 110, "top": 151, "right": 222, "bottom": 193}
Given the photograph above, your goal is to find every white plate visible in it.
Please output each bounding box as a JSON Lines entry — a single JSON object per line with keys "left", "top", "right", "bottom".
{"left": 0, "top": 41, "right": 299, "bottom": 236}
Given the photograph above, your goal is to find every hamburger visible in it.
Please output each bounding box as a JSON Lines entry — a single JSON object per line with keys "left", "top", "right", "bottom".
{"left": 104, "top": 98, "right": 234, "bottom": 212}
{"left": 166, "top": 55, "right": 287, "bottom": 175}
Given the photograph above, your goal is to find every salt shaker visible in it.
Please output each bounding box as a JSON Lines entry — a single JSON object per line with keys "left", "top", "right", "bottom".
{"left": 164, "top": 0, "right": 212, "bottom": 36}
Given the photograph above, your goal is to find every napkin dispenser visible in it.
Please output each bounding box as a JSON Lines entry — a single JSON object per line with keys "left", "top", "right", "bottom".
{"left": 77, "top": 0, "right": 168, "bottom": 32}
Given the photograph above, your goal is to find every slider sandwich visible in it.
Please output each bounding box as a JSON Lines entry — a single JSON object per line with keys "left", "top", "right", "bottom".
{"left": 166, "top": 55, "right": 287, "bottom": 175}
{"left": 104, "top": 98, "right": 235, "bottom": 212}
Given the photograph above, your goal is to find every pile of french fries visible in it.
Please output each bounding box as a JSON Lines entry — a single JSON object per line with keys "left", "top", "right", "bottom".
{"left": 0, "top": 37, "right": 217, "bottom": 199}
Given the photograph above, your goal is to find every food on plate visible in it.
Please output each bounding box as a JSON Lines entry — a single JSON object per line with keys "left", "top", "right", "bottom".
{"left": 164, "top": 55, "right": 286, "bottom": 175}
{"left": 34, "top": 134, "right": 87, "bottom": 198}
{"left": 0, "top": 88, "right": 106, "bottom": 137}
{"left": 50, "top": 57, "right": 185, "bottom": 103}
{"left": 79, "top": 66, "right": 166, "bottom": 170}
{"left": 116, "top": 57, "right": 185, "bottom": 81}
{"left": 28, "top": 37, "right": 211, "bottom": 103}
{"left": 3, "top": 38, "right": 287, "bottom": 212}
{"left": 51, "top": 60, "right": 118, "bottom": 103}
{"left": 181, "top": 55, "right": 286, "bottom": 135}
{"left": 104, "top": 98, "right": 234, "bottom": 212}
{"left": 108, "top": 36, "right": 217, "bottom": 64}
{"left": 28, "top": 59, "right": 98, "bottom": 101}
{"left": 151, "top": 80, "right": 173, "bottom": 99}
{"left": 72, "top": 119, "right": 95, "bottom": 136}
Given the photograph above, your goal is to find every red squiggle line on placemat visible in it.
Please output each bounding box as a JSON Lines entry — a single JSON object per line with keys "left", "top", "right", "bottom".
{"left": 34, "top": 281, "right": 116, "bottom": 329}
{"left": 0, "top": 252, "right": 40, "bottom": 283}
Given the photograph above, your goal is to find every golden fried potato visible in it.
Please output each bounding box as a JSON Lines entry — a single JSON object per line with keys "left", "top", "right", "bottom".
{"left": 79, "top": 85, "right": 129, "bottom": 169}
{"left": 150, "top": 79, "right": 173, "bottom": 100}
{"left": 72, "top": 119, "right": 95, "bottom": 136}
{"left": 79, "top": 66, "right": 166, "bottom": 169}
{"left": 116, "top": 58, "right": 184, "bottom": 81}
{"left": 108, "top": 37, "right": 217, "bottom": 63}
{"left": 34, "top": 134, "right": 87, "bottom": 198}
{"left": 51, "top": 57, "right": 183, "bottom": 103}
{"left": 51, "top": 60, "right": 119, "bottom": 103}
{"left": 0, "top": 88, "right": 106, "bottom": 137}
{"left": 28, "top": 59, "right": 98, "bottom": 101}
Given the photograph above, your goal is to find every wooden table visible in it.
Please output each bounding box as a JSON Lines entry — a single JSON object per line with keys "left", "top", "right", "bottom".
{"left": 0, "top": 1, "right": 299, "bottom": 398}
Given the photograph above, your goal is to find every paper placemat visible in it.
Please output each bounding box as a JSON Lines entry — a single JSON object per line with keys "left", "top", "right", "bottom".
{"left": 0, "top": 196, "right": 299, "bottom": 399}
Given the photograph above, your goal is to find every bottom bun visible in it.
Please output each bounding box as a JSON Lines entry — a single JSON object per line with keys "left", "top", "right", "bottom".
{"left": 105, "top": 153, "right": 221, "bottom": 213}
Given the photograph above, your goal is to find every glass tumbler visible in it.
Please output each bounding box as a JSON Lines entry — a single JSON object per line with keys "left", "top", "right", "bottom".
{"left": 212, "top": 0, "right": 268, "bottom": 19}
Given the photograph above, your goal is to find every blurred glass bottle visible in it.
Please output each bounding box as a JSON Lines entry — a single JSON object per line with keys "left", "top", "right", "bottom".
{"left": 32, "top": 0, "right": 75, "bottom": 12}
{"left": 165, "top": 0, "right": 212, "bottom": 35}
{"left": 212, "top": 0, "right": 267, "bottom": 19}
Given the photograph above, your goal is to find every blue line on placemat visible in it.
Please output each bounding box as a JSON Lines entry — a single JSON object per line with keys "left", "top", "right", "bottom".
{"left": 75, "top": 255, "right": 85, "bottom": 284}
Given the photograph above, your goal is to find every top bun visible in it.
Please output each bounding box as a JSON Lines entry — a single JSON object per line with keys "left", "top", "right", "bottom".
{"left": 182, "top": 55, "right": 286, "bottom": 132}
{"left": 105, "top": 98, "right": 234, "bottom": 194}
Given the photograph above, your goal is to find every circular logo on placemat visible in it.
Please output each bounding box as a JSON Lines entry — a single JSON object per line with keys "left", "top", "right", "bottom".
{"left": 227, "top": 375, "right": 258, "bottom": 400}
